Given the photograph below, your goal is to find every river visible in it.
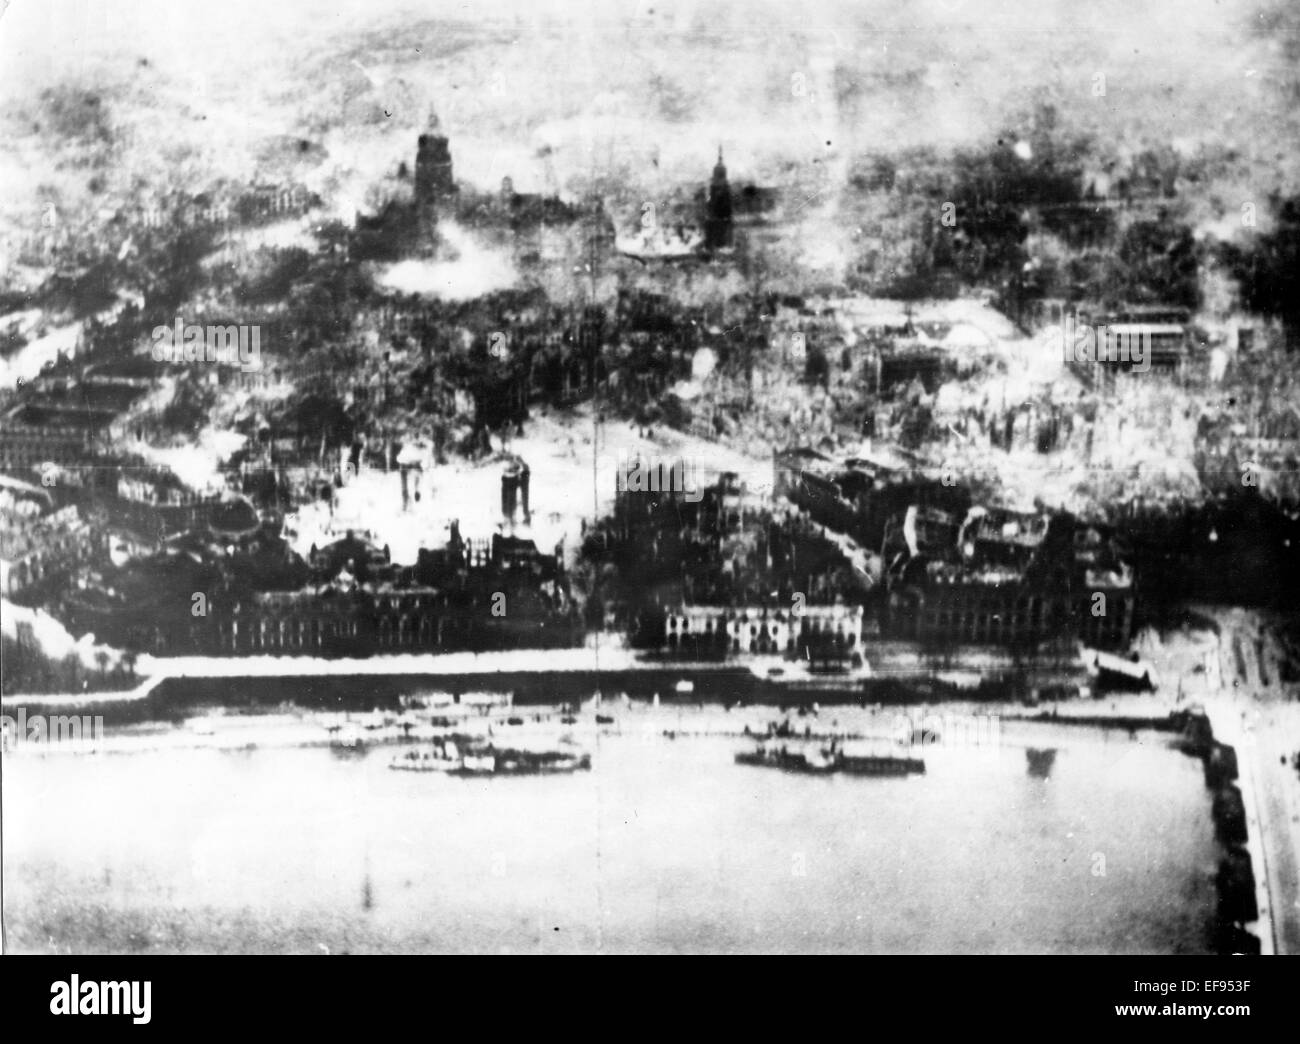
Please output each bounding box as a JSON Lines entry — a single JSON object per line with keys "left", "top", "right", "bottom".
{"left": 2, "top": 707, "right": 1218, "bottom": 953}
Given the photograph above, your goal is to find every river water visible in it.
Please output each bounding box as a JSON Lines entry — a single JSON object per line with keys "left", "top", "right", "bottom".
{"left": 2, "top": 709, "right": 1218, "bottom": 953}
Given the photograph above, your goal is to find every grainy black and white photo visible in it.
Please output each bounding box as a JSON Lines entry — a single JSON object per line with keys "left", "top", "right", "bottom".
{"left": 2, "top": 0, "right": 1299, "bottom": 958}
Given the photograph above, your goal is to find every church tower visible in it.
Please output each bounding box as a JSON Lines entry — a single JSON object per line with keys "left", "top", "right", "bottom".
{"left": 704, "top": 147, "right": 733, "bottom": 252}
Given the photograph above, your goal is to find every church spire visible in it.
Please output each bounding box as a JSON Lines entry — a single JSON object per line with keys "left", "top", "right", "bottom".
{"left": 706, "top": 146, "right": 733, "bottom": 251}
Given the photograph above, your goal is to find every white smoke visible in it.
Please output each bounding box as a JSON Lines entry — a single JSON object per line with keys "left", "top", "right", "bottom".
{"left": 375, "top": 222, "right": 518, "bottom": 301}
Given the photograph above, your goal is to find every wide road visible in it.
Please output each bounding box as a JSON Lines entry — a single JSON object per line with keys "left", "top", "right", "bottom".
{"left": 1207, "top": 610, "right": 1300, "bottom": 955}
{"left": 1250, "top": 702, "right": 1300, "bottom": 954}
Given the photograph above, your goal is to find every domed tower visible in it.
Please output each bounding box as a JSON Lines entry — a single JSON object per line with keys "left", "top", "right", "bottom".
{"left": 415, "top": 111, "right": 455, "bottom": 210}
{"left": 705, "top": 147, "right": 733, "bottom": 252}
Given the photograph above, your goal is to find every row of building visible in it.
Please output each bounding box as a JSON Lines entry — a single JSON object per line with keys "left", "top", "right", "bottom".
{"left": 62, "top": 521, "right": 582, "bottom": 657}
{"left": 659, "top": 604, "right": 865, "bottom": 664}
{"left": 0, "top": 497, "right": 100, "bottom": 599}
{"left": 593, "top": 449, "right": 1136, "bottom": 665}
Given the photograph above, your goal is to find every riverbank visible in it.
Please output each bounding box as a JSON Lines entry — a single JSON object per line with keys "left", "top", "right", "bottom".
{"left": 1, "top": 636, "right": 1088, "bottom": 716}
{"left": 1, "top": 687, "right": 1182, "bottom": 761}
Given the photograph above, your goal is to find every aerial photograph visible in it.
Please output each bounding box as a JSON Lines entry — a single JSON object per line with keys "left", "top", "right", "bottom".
{"left": 1, "top": 0, "right": 1299, "bottom": 957}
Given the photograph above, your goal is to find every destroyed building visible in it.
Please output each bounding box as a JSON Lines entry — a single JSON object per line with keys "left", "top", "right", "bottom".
{"left": 63, "top": 523, "right": 579, "bottom": 657}
{"left": 881, "top": 504, "right": 1135, "bottom": 648}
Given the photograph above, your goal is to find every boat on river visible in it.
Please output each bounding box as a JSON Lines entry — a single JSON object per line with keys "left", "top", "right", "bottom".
{"left": 735, "top": 743, "right": 838, "bottom": 774}
{"left": 449, "top": 749, "right": 591, "bottom": 776}
{"left": 390, "top": 742, "right": 590, "bottom": 776}
{"left": 736, "top": 739, "right": 923, "bottom": 777}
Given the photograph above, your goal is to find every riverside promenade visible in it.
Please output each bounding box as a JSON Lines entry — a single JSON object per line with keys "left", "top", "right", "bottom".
{"left": 1204, "top": 693, "right": 1300, "bottom": 955}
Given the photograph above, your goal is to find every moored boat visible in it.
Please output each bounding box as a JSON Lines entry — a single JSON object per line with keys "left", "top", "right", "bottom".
{"left": 736, "top": 739, "right": 924, "bottom": 777}
{"left": 390, "top": 748, "right": 457, "bottom": 772}
{"left": 450, "top": 750, "right": 592, "bottom": 776}
{"left": 734, "top": 743, "right": 838, "bottom": 774}
{"left": 390, "top": 743, "right": 591, "bottom": 776}
{"left": 838, "top": 751, "right": 926, "bottom": 776}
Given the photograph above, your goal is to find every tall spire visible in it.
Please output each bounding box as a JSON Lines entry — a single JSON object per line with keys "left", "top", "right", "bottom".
{"left": 706, "top": 146, "right": 733, "bottom": 251}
